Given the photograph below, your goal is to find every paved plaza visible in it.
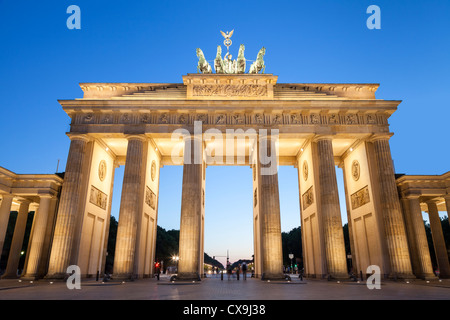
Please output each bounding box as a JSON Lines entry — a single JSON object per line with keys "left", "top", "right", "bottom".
{"left": 0, "top": 274, "right": 449, "bottom": 300}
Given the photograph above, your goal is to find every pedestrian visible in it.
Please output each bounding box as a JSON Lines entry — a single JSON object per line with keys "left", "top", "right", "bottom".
{"left": 242, "top": 262, "right": 247, "bottom": 280}
{"left": 227, "top": 262, "right": 232, "bottom": 280}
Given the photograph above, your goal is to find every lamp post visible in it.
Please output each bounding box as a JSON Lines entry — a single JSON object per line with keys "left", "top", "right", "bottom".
{"left": 289, "top": 254, "right": 294, "bottom": 274}
{"left": 172, "top": 255, "right": 179, "bottom": 273}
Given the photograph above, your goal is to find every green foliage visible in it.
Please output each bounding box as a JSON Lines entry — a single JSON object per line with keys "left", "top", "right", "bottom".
{"left": 281, "top": 226, "right": 302, "bottom": 267}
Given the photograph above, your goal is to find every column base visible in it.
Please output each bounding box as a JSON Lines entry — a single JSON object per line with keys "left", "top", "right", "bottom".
{"left": 389, "top": 272, "right": 416, "bottom": 280}
{"left": 1, "top": 273, "right": 20, "bottom": 279}
{"left": 21, "top": 274, "right": 39, "bottom": 281}
{"left": 174, "top": 272, "right": 201, "bottom": 282}
{"left": 419, "top": 273, "right": 438, "bottom": 281}
{"left": 44, "top": 272, "right": 69, "bottom": 280}
{"left": 112, "top": 273, "right": 138, "bottom": 281}
{"left": 328, "top": 273, "right": 350, "bottom": 280}
{"left": 261, "top": 273, "right": 287, "bottom": 281}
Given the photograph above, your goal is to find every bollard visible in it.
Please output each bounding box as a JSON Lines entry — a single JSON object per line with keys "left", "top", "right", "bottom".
{"left": 221, "top": 271, "right": 223, "bottom": 281}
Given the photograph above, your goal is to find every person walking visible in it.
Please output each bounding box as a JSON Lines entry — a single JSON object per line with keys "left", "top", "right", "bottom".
{"left": 241, "top": 262, "right": 247, "bottom": 280}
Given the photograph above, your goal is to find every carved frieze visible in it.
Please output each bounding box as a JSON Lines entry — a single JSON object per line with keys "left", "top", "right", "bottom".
{"left": 290, "top": 114, "right": 301, "bottom": 124}
{"left": 310, "top": 114, "right": 320, "bottom": 124}
{"left": 89, "top": 186, "right": 108, "bottom": 210}
{"left": 351, "top": 185, "right": 370, "bottom": 210}
{"left": 192, "top": 84, "right": 267, "bottom": 98}
{"left": 302, "top": 186, "right": 314, "bottom": 210}
{"left": 75, "top": 110, "right": 380, "bottom": 126}
{"left": 145, "top": 186, "right": 156, "bottom": 210}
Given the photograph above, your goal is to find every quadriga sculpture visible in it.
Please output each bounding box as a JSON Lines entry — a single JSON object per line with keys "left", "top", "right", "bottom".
{"left": 236, "top": 44, "right": 246, "bottom": 74}
{"left": 248, "top": 47, "right": 266, "bottom": 74}
{"left": 214, "top": 46, "right": 225, "bottom": 74}
{"left": 196, "top": 48, "right": 212, "bottom": 74}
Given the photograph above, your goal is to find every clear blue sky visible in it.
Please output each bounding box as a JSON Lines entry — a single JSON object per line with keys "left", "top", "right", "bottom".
{"left": 1, "top": 1, "right": 449, "bottom": 265}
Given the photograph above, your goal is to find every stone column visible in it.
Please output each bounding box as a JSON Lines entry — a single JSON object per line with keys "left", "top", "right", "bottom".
{"left": 402, "top": 196, "right": 435, "bottom": 279}
{"left": 22, "top": 195, "right": 53, "bottom": 280}
{"left": 258, "top": 134, "right": 284, "bottom": 280}
{"left": 313, "top": 136, "right": 348, "bottom": 278}
{"left": 371, "top": 135, "right": 414, "bottom": 278}
{"left": 46, "top": 134, "right": 90, "bottom": 279}
{"left": 427, "top": 201, "right": 450, "bottom": 278}
{"left": 0, "top": 195, "right": 14, "bottom": 256}
{"left": 445, "top": 196, "right": 450, "bottom": 228}
{"left": 2, "top": 200, "right": 31, "bottom": 278}
{"left": 113, "top": 135, "right": 147, "bottom": 280}
{"left": 177, "top": 136, "right": 203, "bottom": 281}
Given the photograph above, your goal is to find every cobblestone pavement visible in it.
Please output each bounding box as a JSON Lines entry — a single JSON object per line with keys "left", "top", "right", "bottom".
{"left": 0, "top": 274, "right": 449, "bottom": 300}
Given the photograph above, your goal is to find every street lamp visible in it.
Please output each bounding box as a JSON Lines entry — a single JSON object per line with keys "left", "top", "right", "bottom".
{"left": 172, "top": 255, "right": 179, "bottom": 272}
{"left": 288, "top": 254, "right": 294, "bottom": 274}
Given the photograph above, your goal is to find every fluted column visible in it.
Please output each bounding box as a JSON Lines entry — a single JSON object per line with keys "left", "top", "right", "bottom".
{"left": 2, "top": 200, "right": 31, "bottom": 278}
{"left": 113, "top": 135, "right": 147, "bottom": 280}
{"left": 402, "top": 196, "right": 435, "bottom": 279}
{"left": 313, "top": 136, "right": 348, "bottom": 278}
{"left": 445, "top": 196, "right": 450, "bottom": 228}
{"left": 22, "top": 195, "right": 53, "bottom": 280}
{"left": 0, "top": 195, "right": 14, "bottom": 256}
{"left": 258, "top": 134, "right": 284, "bottom": 280}
{"left": 427, "top": 201, "right": 450, "bottom": 278}
{"left": 371, "top": 135, "right": 414, "bottom": 278}
{"left": 46, "top": 134, "right": 90, "bottom": 279}
{"left": 177, "top": 136, "right": 203, "bottom": 281}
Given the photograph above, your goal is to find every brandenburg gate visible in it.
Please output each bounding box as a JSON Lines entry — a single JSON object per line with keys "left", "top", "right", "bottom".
{"left": 44, "top": 70, "right": 416, "bottom": 281}
{"left": 1, "top": 40, "right": 449, "bottom": 282}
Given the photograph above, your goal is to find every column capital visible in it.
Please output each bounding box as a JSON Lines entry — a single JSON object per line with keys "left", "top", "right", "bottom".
{"left": 401, "top": 191, "right": 422, "bottom": 200}
{"left": 312, "top": 134, "right": 334, "bottom": 142}
{"left": 0, "top": 193, "right": 14, "bottom": 200}
{"left": 368, "top": 133, "right": 394, "bottom": 142}
{"left": 125, "top": 134, "right": 147, "bottom": 142}
{"left": 425, "top": 199, "right": 439, "bottom": 206}
{"left": 67, "top": 133, "right": 92, "bottom": 143}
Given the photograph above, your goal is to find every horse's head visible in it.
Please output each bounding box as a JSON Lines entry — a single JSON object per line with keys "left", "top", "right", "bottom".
{"left": 216, "top": 45, "right": 222, "bottom": 57}
{"left": 259, "top": 47, "right": 266, "bottom": 57}
{"left": 196, "top": 48, "right": 204, "bottom": 59}
{"left": 237, "top": 44, "right": 245, "bottom": 57}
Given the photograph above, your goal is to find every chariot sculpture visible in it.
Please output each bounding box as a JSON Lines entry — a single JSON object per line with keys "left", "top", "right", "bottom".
{"left": 196, "top": 30, "right": 266, "bottom": 74}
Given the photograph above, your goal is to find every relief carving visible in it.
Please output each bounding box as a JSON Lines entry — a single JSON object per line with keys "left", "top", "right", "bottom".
{"left": 98, "top": 160, "right": 107, "bottom": 182}
{"left": 302, "top": 186, "right": 314, "bottom": 210}
{"left": 192, "top": 84, "right": 267, "bottom": 97}
{"left": 102, "top": 115, "right": 112, "bottom": 124}
{"left": 140, "top": 114, "right": 150, "bottom": 123}
{"left": 145, "top": 186, "right": 156, "bottom": 210}
{"left": 346, "top": 114, "right": 357, "bottom": 124}
{"left": 158, "top": 113, "right": 169, "bottom": 124}
{"left": 351, "top": 185, "right": 370, "bottom": 210}
{"left": 366, "top": 114, "right": 377, "bottom": 124}
{"left": 84, "top": 114, "right": 94, "bottom": 123}
{"left": 351, "top": 160, "right": 360, "bottom": 181}
{"left": 89, "top": 186, "right": 108, "bottom": 210}
{"left": 216, "top": 114, "right": 226, "bottom": 124}
{"left": 328, "top": 114, "right": 339, "bottom": 124}
{"left": 178, "top": 114, "right": 188, "bottom": 124}
{"left": 233, "top": 114, "right": 244, "bottom": 124}
{"left": 254, "top": 113, "right": 264, "bottom": 124}
{"left": 272, "top": 114, "right": 282, "bottom": 124}
{"left": 310, "top": 114, "right": 320, "bottom": 124}
{"left": 196, "top": 114, "right": 208, "bottom": 123}
{"left": 290, "top": 114, "right": 301, "bottom": 124}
